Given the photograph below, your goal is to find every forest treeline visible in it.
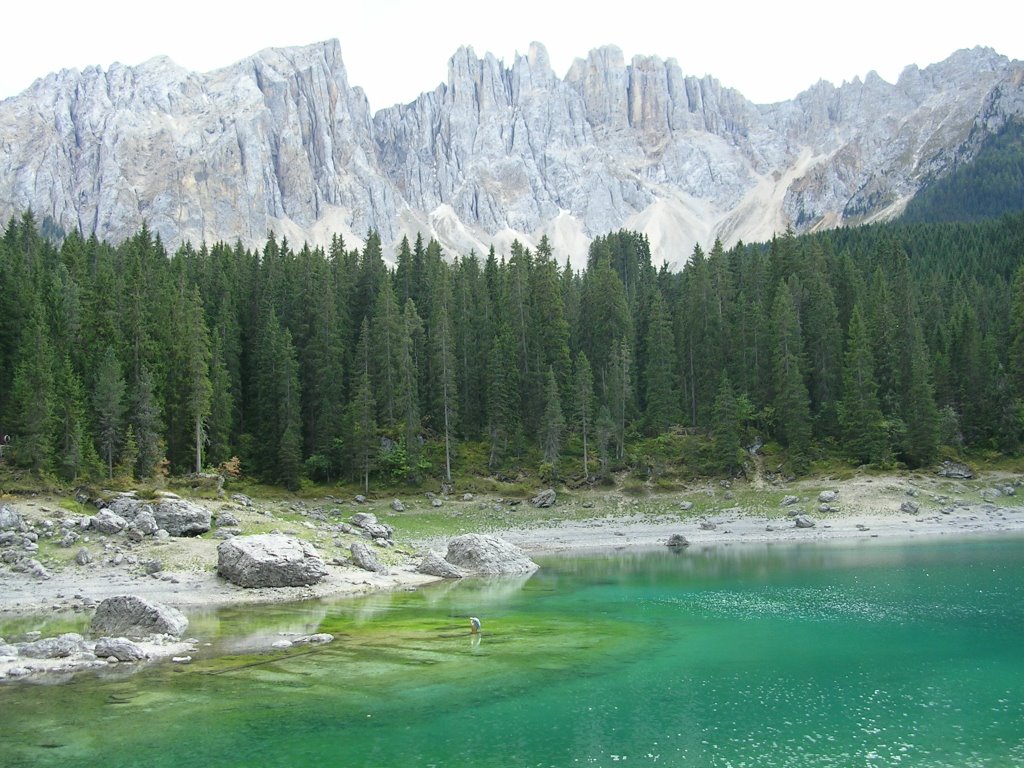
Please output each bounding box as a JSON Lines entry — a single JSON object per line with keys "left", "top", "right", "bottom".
{"left": 2, "top": 210, "right": 1024, "bottom": 490}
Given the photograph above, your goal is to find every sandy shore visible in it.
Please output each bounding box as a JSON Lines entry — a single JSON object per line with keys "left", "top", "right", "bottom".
{"left": 492, "top": 503, "right": 1024, "bottom": 554}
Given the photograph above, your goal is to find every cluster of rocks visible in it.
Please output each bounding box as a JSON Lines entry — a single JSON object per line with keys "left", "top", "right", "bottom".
{"left": 348, "top": 512, "right": 395, "bottom": 545}
{"left": 0, "top": 595, "right": 190, "bottom": 680}
{"left": 1, "top": 495, "right": 223, "bottom": 581}
{"left": 101, "top": 493, "right": 212, "bottom": 538}
{"left": 1, "top": 505, "right": 53, "bottom": 579}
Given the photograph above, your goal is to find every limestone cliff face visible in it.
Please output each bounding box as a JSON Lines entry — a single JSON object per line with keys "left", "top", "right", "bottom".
{"left": 0, "top": 40, "right": 395, "bottom": 248}
{"left": 0, "top": 40, "right": 1020, "bottom": 264}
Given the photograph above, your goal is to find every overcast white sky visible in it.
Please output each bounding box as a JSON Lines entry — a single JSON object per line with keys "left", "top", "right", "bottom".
{"left": 3, "top": 1, "right": 1022, "bottom": 109}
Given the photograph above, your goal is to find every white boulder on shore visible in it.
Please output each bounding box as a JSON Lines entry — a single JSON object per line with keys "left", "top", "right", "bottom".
{"left": 445, "top": 534, "right": 539, "bottom": 575}
{"left": 217, "top": 534, "right": 328, "bottom": 588}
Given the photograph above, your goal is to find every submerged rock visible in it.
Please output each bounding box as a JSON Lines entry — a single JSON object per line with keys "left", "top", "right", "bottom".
{"left": 90, "top": 595, "right": 189, "bottom": 639}
{"left": 293, "top": 633, "right": 334, "bottom": 646}
{"left": 445, "top": 534, "right": 539, "bottom": 575}
{"left": 217, "top": 534, "right": 328, "bottom": 588}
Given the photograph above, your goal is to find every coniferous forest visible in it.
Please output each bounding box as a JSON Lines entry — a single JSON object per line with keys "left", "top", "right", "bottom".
{"left": 2, "top": 209, "right": 1024, "bottom": 491}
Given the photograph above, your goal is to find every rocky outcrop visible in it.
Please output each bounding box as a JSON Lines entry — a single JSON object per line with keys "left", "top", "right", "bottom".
{"left": 90, "top": 595, "right": 189, "bottom": 638}
{"left": 0, "top": 42, "right": 1021, "bottom": 263}
{"left": 444, "top": 534, "right": 539, "bottom": 575}
{"left": 216, "top": 534, "right": 328, "bottom": 587}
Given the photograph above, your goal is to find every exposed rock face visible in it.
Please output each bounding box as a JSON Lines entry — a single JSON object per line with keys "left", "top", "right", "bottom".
{"left": 445, "top": 534, "right": 539, "bottom": 575}
{"left": 0, "top": 42, "right": 1021, "bottom": 264}
{"left": 152, "top": 499, "right": 212, "bottom": 537}
{"left": 216, "top": 534, "right": 328, "bottom": 587}
{"left": 90, "top": 595, "right": 189, "bottom": 638}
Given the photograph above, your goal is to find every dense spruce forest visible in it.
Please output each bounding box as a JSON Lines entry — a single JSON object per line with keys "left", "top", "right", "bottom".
{"left": 2, "top": 210, "right": 1024, "bottom": 491}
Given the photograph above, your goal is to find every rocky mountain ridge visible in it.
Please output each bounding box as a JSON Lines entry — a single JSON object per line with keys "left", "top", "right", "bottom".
{"left": 1, "top": 40, "right": 1021, "bottom": 265}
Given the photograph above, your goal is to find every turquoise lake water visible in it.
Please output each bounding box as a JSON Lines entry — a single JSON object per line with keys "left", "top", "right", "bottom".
{"left": 2, "top": 537, "right": 1023, "bottom": 767}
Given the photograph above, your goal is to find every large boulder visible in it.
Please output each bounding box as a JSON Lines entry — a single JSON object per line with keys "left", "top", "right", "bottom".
{"left": 445, "top": 534, "right": 539, "bottom": 575}
{"left": 90, "top": 595, "right": 189, "bottom": 638}
{"left": 153, "top": 499, "right": 212, "bottom": 537}
{"left": 417, "top": 550, "right": 465, "bottom": 578}
{"left": 217, "top": 534, "right": 327, "bottom": 588}
{"left": 350, "top": 541, "right": 389, "bottom": 574}
{"left": 794, "top": 514, "right": 817, "bottom": 529}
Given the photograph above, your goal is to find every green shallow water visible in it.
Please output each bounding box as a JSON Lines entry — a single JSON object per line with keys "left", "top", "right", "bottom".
{"left": 2, "top": 537, "right": 1023, "bottom": 767}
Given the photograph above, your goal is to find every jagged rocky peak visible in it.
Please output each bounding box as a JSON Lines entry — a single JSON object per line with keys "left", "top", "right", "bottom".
{"left": 0, "top": 40, "right": 1021, "bottom": 265}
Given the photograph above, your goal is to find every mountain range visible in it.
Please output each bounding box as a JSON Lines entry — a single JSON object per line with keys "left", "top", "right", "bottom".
{"left": 1, "top": 39, "right": 1022, "bottom": 265}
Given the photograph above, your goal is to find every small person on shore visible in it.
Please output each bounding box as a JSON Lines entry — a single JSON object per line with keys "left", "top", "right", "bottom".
{"left": 469, "top": 617, "right": 481, "bottom": 634}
